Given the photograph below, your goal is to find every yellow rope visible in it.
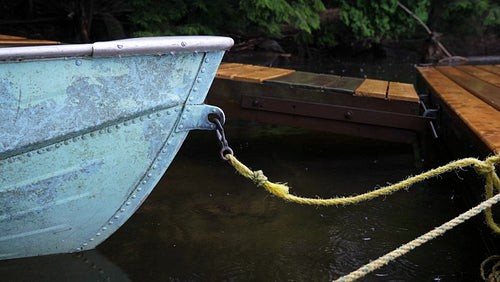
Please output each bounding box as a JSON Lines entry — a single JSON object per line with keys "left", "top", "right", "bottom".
{"left": 225, "top": 154, "right": 500, "bottom": 281}
{"left": 481, "top": 255, "right": 500, "bottom": 281}
{"left": 226, "top": 154, "right": 500, "bottom": 206}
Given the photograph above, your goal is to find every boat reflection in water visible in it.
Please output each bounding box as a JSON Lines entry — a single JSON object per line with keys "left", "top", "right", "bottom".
{"left": 0, "top": 250, "right": 130, "bottom": 281}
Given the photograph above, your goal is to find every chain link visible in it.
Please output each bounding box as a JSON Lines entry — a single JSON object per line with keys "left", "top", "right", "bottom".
{"left": 212, "top": 117, "right": 233, "bottom": 160}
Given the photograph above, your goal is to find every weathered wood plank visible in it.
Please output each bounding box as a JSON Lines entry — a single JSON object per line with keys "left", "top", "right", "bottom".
{"left": 456, "top": 65, "right": 500, "bottom": 87}
{"left": 0, "top": 40, "right": 61, "bottom": 46}
{"left": 217, "top": 63, "right": 245, "bottom": 70}
{"left": 388, "top": 82, "right": 420, "bottom": 103}
{"left": 264, "top": 71, "right": 364, "bottom": 94}
{"left": 436, "top": 66, "right": 500, "bottom": 111}
{"left": 0, "top": 34, "right": 60, "bottom": 46}
{"left": 216, "top": 63, "right": 244, "bottom": 79}
{"left": 324, "top": 76, "right": 365, "bottom": 94}
{"left": 216, "top": 64, "right": 267, "bottom": 79}
{"left": 417, "top": 67, "right": 500, "bottom": 153}
{"left": 234, "top": 67, "right": 295, "bottom": 83}
{"left": 476, "top": 65, "right": 500, "bottom": 75}
{"left": 265, "top": 71, "right": 341, "bottom": 88}
{"left": 355, "top": 79, "right": 388, "bottom": 99}
{"left": 0, "top": 34, "right": 26, "bottom": 39}
{"left": 216, "top": 63, "right": 294, "bottom": 82}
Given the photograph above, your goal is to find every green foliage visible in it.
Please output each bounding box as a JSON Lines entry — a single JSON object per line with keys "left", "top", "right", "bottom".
{"left": 313, "top": 24, "right": 338, "bottom": 47}
{"left": 127, "top": 0, "right": 497, "bottom": 49}
{"left": 240, "top": 0, "right": 324, "bottom": 35}
{"left": 440, "top": 0, "right": 500, "bottom": 32}
{"left": 129, "top": 0, "right": 239, "bottom": 36}
{"left": 333, "top": 0, "right": 430, "bottom": 42}
{"left": 129, "top": 0, "right": 324, "bottom": 37}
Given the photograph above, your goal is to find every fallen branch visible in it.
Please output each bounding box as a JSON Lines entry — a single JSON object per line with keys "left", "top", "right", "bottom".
{"left": 397, "top": 1, "right": 464, "bottom": 60}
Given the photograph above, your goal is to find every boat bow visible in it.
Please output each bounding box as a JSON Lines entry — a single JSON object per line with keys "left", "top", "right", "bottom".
{"left": 0, "top": 36, "right": 233, "bottom": 260}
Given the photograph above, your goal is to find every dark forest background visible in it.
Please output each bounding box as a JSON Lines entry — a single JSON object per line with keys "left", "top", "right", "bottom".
{"left": 0, "top": 0, "right": 498, "bottom": 60}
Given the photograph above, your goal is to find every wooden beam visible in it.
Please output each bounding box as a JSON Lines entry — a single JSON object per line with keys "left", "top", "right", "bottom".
{"left": 388, "top": 82, "right": 420, "bottom": 103}
{"left": 0, "top": 34, "right": 61, "bottom": 46}
{"left": 456, "top": 65, "right": 500, "bottom": 87}
{"left": 355, "top": 79, "right": 388, "bottom": 99}
{"left": 216, "top": 63, "right": 294, "bottom": 83}
{"left": 264, "top": 71, "right": 363, "bottom": 94}
{"left": 476, "top": 65, "right": 500, "bottom": 76}
{"left": 436, "top": 66, "right": 500, "bottom": 111}
{"left": 0, "top": 34, "right": 26, "bottom": 40}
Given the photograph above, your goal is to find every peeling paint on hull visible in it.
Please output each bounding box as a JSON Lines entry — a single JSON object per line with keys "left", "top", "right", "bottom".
{"left": 0, "top": 36, "right": 233, "bottom": 260}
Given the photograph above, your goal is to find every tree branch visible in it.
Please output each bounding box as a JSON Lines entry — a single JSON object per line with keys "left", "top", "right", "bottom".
{"left": 397, "top": 1, "right": 456, "bottom": 59}
{"left": 397, "top": 1, "right": 432, "bottom": 35}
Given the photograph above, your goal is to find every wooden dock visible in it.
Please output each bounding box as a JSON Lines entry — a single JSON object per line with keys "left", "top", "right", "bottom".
{"left": 208, "top": 63, "right": 428, "bottom": 146}
{"left": 0, "top": 34, "right": 60, "bottom": 46}
{"left": 417, "top": 65, "right": 500, "bottom": 155}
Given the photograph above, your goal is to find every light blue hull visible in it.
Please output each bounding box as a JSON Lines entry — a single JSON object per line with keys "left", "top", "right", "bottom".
{"left": 0, "top": 36, "right": 233, "bottom": 260}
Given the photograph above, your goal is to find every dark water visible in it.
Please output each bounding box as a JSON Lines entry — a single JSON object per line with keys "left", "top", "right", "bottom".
{"left": 1, "top": 121, "right": 493, "bottom": 281}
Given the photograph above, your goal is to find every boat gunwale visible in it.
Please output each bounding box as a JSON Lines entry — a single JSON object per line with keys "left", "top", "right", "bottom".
{"left": 0, "top": 36, "right": 234, "bottom": 61}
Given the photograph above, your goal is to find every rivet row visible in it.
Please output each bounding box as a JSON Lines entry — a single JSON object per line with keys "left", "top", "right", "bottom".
{"left": 77, "top": 108, "right": 177, "bottom": 251}
{"left": 1, "top": 107, "right": 179, "bottom": 167}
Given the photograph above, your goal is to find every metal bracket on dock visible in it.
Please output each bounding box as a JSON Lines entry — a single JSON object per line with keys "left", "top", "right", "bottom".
{"left": 241, "top": 95, "right": 432, "bottom": 132}
{"left": 419, "top": 99, "right": 440, "bottom": 139}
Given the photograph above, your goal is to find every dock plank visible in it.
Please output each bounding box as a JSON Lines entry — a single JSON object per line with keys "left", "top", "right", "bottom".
{"left": 216, "top": 64, "right": 267, "bottom": 79}
{"left": 388, "top": 82, "right": 419, "bottom": 103}
{"left": 234, "top": 68, "right": 295, "bottom": 83}
{"left": 0, "top": 34, "right": 26, "bottom": 39}
{"left": 455, "top": 65, "right": 500, "bottom": 87}
{"left": 0, "top": 34, "right": 60, "bottom": 46}
{"left": 325, "top": 77, "right": 365, "bottom": 94}
{"left": 216, "top": 63, "right": 295, "bottom": 82}
{"left": 264, "top": 71, "right": 364, "bottom": 94}
{"left": 265, "top": 71, "right": 341, "bottom": 88}
{"left": 217, "top": 63, "right": 245, "bottom": 71}
{"left": 476, "top": 65, "right": 500, "bottom": 75}
{"left": 417, "top": 67, "right": 500, "bottom": 153}
{"left": 436, "top": 66, "right": 500, "bottom": 111}
{"left": 355, "top": 79, "right": 388, "bottom": 99}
